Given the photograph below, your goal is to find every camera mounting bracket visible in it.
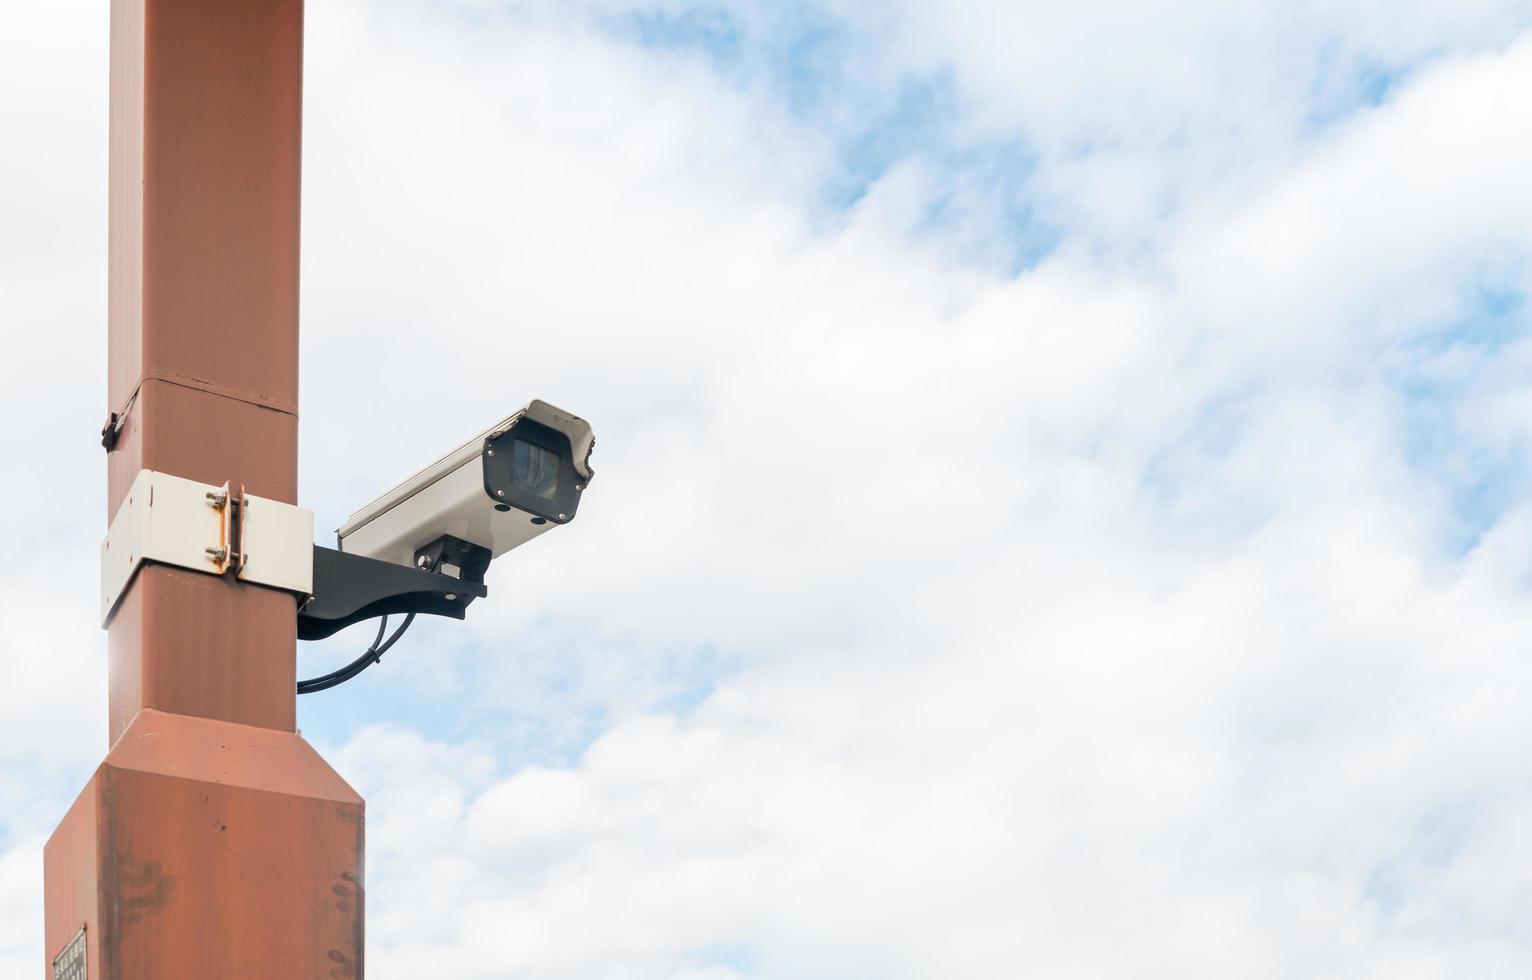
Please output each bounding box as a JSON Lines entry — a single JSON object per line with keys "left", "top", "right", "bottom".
{"left": 411, "top": 534, "right": 492, "bottom": 583}
{"left": 297, "top": 545, "right": 488, "bottom": 641}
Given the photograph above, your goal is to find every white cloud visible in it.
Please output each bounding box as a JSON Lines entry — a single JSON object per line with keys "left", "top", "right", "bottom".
{"left": 4, "top": 0, "right": 1532, "bottom": 976}
{"left": 0, "top": 838, "right": 44, "bottom": 973}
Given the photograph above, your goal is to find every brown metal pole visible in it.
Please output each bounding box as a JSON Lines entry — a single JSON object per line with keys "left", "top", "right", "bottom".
{"left": 44, "top": 1, "right": 365, "bottom": 975}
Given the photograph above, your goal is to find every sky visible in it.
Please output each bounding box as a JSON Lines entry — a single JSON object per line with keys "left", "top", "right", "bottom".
{"left": 4, "top": 0, "right": 1532, "bottom": 976}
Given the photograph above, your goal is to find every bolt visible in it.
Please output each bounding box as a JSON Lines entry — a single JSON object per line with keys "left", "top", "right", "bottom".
{"left": 417, "top": 555, "right": 433, "bottom": 569}
{"left": 205, "top": 546, "right": 228, "bottom": 562}
{"left": 496, "top": 489, "right": 506, "bottom": 497}
{"left": 558, "top": 513, "right": 566, "bottom": 520}
{"left": 487, "top": 449, "right": 495, "bottom": 457}
{"left": 206, "top": 490, "right": 228, "bottom": 509}
{"left": 445, "top": 593, "right": 458, "bottom": 601}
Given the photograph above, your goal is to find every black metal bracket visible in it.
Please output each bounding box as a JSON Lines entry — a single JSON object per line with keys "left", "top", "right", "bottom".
{"left": 298, "top": 546, "right": 489, "bottom": 641}
{"left": 101, "top": 386, "right": 139, "bottom": 453}
{"left": 413, "top": 534, "right": 492, "bottom": 584}
{"left": 100, "top": 412, "right": 122, "bottom": 451}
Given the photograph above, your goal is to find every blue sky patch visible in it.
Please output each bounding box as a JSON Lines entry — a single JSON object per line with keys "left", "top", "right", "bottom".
{"left": 1362, "top": 800, "right": 1478, "bottom": 924}
{"left": 298, "top": 615, "right": 744, "bottom": 771}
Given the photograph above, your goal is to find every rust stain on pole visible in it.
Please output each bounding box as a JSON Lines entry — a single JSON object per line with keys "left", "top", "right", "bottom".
{"left": 46, "top": 0, "right": 368, "bottom": 975}
{"left": 48, "top": 712, "right": 365, "bottom": 978}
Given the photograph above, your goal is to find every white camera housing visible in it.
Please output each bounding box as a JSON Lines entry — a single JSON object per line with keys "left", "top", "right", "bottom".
{"left": 337, "top": 400, "right": 594, "bottom": 570}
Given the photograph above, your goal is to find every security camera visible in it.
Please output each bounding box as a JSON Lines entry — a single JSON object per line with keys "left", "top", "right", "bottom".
{"left": 99, "top": 400, "right": 597, "bottom": 692}
{"left": 337, "top": 399, "right": 594, "bottom": 569}
{"left": 296, "top": 399, "right": 594, "bottom": 644}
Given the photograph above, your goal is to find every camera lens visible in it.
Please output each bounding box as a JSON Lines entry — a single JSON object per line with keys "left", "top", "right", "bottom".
{"left": 511, "top": 438, "right": 559, "bottom": 499}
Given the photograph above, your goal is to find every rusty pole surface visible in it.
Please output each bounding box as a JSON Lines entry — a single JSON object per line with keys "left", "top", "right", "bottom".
{"left": 44, "top": 1, "right": 366, "bottom": 976}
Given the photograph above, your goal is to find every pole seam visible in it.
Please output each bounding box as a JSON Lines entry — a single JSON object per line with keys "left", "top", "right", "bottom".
{"left": 123, "top": 371, "right": 299, "bottom": 417}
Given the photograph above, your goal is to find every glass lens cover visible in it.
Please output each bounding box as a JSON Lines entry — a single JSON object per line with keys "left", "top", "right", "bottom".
{"left": 511, "top": 438, "right": 560, "bottom": 499}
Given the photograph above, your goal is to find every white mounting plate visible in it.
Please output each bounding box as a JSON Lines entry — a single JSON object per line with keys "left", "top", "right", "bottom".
{"left": 239, "top": 491, "right": 313, "bottom": 598}
{"left": 101, "top": 470, "right": 232, "bottom": 624}
{"left": 100, "top": 470, "right": 314, "bottom": 626}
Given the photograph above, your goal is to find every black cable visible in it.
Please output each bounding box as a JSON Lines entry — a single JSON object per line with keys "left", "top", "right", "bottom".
{"left": 297, "top": 613, "right": 416, "bottom": 695}
{"left": 299, "top": 614, "right": 413, "bottom": 694}
{"left": 296, "top": 616, "right": 390, "bottom": 692}
{"left": 297, "top": 614, "right": 413, "bottom": 695}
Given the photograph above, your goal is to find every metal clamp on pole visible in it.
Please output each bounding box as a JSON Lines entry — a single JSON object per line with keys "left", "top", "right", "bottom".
{"left": 100, "top": 470, "right": 315, "bottom": 626}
